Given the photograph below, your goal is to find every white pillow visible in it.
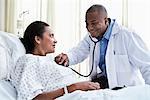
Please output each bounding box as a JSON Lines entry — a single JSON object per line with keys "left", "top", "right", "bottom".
{"left": 0, "top": 31, "right": 25, "bottom": 80}
{"left": 0, "top": 80, "right": 16, "bottom": 100}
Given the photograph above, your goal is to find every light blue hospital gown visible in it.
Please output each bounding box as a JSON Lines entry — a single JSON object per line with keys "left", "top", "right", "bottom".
{"left": 11, "top": 54, "right": 77, "bottom": 100}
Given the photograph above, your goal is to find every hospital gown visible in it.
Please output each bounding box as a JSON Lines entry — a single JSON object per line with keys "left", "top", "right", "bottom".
{"left": 10, "top": 54, "right": 77, "bottom": 100}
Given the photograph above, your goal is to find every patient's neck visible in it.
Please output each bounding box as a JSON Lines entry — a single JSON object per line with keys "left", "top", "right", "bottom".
{"left": 32, "top": 47, "right": 46, "bottom": 56}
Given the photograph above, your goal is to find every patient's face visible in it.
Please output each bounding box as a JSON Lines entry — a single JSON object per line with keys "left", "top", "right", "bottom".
{"left": 40, "top": 27, "right": 57, "bottom": 53}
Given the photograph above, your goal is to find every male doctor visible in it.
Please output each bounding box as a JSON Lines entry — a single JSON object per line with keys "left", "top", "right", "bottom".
{"left": 55, "top": 4, "right": 150, "bottom": 89}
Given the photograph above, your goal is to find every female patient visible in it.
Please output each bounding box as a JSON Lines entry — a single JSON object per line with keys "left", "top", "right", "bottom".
{"left": 10, "top": 21, "right": 100, "bottom": 100}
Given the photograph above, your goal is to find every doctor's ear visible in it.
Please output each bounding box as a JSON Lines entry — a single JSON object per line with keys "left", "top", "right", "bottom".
{"left": 35, "top": 36, "right": 41, "bottom": 44}
{"left": 105, "top": 18, "right": 109, "bottom": 25}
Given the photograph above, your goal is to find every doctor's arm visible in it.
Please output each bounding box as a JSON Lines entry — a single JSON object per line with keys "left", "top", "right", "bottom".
{"left": 55, "top": 35, "right": 90, "bottom": 66}
{"left": 127, "top": 32, "right": 150, "bottom": 85}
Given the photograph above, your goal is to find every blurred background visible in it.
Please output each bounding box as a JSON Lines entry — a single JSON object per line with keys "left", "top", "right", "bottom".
{"left": 0, "top": 0, "right": 150, "bottom": 77}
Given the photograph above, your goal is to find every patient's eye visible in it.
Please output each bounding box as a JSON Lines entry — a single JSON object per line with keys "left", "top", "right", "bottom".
{"left": 49, "top": 33, "right": 54, "bottom": 38}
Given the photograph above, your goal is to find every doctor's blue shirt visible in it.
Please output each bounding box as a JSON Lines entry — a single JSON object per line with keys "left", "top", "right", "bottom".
{"left": 98, "top": 19, "right": 115, "bottom": 77}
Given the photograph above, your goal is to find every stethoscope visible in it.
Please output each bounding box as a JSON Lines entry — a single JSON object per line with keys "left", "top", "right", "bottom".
{"left": 70, "top": 19, "right": 115, "bottom": 77}
{"left": 70, "top": 35, "right": 101, "bottom": 77}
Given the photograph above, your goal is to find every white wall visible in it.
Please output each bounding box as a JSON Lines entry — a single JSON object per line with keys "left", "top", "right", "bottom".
{"left": 128, "top": 0, "right": 150, "bottom": 49}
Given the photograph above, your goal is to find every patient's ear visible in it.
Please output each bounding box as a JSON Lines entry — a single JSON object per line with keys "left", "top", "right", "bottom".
{"left": 35, "top": 36, "right": 41, "bottom": 44}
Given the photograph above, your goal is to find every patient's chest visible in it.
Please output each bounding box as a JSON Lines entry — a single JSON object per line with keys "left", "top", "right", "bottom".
{"left": 37, "top": 56, "right": 77, "bottom": 92}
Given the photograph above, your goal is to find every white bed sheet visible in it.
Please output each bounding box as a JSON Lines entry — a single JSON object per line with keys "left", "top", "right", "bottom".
{"left": 56, "top": 85, "right": 150, "bottom": 100}
{"left": 0, "top": 79, "right": 150, "bottom": 100}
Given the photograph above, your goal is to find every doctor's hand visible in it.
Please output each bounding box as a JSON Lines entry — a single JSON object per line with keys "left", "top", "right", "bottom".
{"left": 54, "top": 53, "right": 69, "bottom": 67}
{"left": 71, "top": 81, "right": 100, "bottom": 91}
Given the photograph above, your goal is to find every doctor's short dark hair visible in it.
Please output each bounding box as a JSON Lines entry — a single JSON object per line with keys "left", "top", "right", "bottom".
{"left": 20, "top": 21, "right": 49, "bottom": 53}
{"left": 85, "top": 4, "right": 108, "bottom": 21}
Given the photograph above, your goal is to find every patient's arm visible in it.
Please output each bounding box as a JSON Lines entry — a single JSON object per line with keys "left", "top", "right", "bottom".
{"left": 34, "top": 81, "right": 100, "bottom": 100}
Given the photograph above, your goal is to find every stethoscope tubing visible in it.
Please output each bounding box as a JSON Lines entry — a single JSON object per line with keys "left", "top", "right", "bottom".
{"left": 70, "top": 36, "right": 100, "bottom": 77}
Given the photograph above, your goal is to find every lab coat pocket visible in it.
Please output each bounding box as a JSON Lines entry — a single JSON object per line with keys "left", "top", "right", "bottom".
{"left": 114, "top": 55, "right": 132, "bottom": 85}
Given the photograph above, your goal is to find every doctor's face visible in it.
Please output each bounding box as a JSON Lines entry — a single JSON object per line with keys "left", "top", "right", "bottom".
{"left": 40, "top": 27, "right": 57, "bottom": 53}
{"left": 86, "top": 11, "right": 108, "bottom": 38}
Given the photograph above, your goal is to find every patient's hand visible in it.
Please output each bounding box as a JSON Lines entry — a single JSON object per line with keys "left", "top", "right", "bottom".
{"left": 72, "top": 81, "right": 100, "bottom": 91}
{"left": 55, "top": 53, "right": 69, "bottom": 67}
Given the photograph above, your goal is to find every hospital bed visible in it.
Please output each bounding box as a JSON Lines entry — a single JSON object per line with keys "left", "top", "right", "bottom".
{"left": 0, "top": 31, "right": 25, "bottom": 100}
{"left": 0, "top": 31, "right": 150, "bottom": 100}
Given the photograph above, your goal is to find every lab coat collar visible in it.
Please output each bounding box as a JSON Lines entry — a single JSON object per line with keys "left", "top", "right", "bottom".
{"left": 111, "top": 20, "right": 122, "bottom": 36}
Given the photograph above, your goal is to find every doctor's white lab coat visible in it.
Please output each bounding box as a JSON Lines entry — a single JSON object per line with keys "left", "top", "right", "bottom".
{"left": 67, "top": 21, "right": 150, "bottom": 88}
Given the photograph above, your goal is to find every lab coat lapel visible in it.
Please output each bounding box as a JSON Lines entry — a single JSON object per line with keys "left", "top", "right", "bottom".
{"left": 106, "top": 35, "right": 118, "bottom": 88}
{"left": 105, "top": 22, "right": 120, "bottom": 88}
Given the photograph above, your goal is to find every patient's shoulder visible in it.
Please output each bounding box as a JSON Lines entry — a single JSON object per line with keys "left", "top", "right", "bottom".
{"left": 16, "top": 54, "right": 39, "bottom": 67}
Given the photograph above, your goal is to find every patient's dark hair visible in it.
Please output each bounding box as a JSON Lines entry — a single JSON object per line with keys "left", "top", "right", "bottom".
{"left": 20, "top": 21, "right": 49, "bottom": 53}
{"left": 85, "top": 4, "right": 107, "bottom": 22}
